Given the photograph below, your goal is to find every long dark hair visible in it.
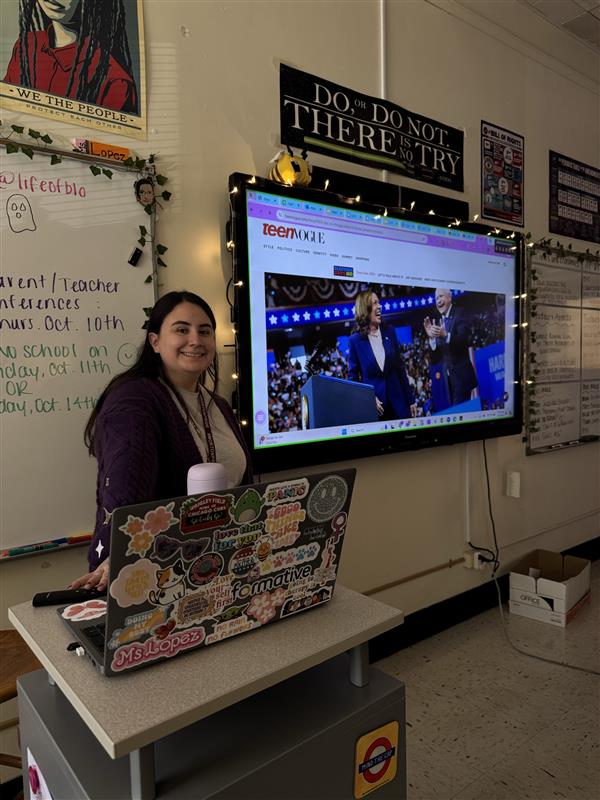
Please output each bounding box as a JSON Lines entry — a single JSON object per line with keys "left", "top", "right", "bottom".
{"left": 84, "top": 291, "right": 219, "bottom": 455}
{"left": 17, "top": 0, "right": 138, "bottom": 113}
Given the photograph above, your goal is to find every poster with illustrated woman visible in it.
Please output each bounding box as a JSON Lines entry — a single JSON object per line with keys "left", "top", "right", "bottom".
{"left": 0, "top": 0, "right": 146, "bottom": 138}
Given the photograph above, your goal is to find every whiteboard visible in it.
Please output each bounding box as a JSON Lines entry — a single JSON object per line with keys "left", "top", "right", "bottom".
{"left": 0, "top": 149, "right": 155, "bottom": 551}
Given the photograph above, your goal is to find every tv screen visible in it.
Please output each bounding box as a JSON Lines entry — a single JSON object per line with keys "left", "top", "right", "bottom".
{"left": 229, "top": 173, "right": 522, "bottom": 472}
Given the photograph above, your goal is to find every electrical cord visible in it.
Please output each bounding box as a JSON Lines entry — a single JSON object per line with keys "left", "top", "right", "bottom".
{"left": 467, "top": 439, "right": 500, "bottom": 571}
{"left": 493, "top": 576, "right": 600, "bottom": 677}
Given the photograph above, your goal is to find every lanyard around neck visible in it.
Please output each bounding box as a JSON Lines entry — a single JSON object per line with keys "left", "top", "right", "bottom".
{"left": 190, "top": 387, "right": 217, "bottom": 463}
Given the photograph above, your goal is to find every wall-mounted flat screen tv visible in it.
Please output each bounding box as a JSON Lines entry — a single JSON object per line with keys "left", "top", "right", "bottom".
{"left": 229, "top": 173, "right": 522, "bottom": 472}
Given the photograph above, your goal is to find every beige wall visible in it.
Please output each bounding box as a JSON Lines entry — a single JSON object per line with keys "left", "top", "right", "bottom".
{"left": 1, "top": 0, "right": 599, "bottom": 624}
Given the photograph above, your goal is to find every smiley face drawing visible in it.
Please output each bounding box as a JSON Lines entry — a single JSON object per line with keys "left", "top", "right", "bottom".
{"left": 117, "top": 343, "right": 138, "bottom": 367}
{"left": 6, "top": 194, "right": 36, "bottom": 233}
{"left": 307, "top": 475, "right": 348, "bottom": 523}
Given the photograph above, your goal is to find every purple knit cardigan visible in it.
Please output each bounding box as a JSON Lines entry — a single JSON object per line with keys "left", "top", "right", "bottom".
{"left": 87, "top": 378, "right": 252, "bottom": 570}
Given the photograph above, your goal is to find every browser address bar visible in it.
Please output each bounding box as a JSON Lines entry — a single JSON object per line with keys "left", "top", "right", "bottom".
{"left": 275, "top": 209, "right": 428, "bottom": 243}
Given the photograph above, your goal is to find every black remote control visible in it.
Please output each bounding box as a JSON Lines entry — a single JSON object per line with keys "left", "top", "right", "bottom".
{"left": 32, "top": 589, "right": 107, "bottom": 607}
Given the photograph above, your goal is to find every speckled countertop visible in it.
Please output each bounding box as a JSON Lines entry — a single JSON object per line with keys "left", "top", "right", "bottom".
{"left": 9, "top": 585, "right": 403, "bottom": 758}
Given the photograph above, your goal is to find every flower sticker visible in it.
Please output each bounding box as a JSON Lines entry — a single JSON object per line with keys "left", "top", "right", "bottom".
{"left": 61, "top": 599, "right": 107, "bottom": 622}
{"left": 246, "top": 588, "right": 286, "bottom": 624}
{"left": 126, "top": 529, "right": 154, "bottom": 557}
{"left": 110, "top": 559, "right": 158, "bottom": 608}
{"left": 144, "top": 502, "right": 178, "bottom": 535}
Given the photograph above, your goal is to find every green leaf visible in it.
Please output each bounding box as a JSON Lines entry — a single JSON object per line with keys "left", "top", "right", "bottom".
{"left": 144, "top": 274, "right": 153, "bottom": 283}
{"left": 50, "top": 154, "right": 62, "bottom": 165}
{"left": 102, "top": 168, "right": 113, "bottom": 179}
{"left": 5, "top": 141, "right": 19, "bottom": 154}
{"left": 134, "top": 158, "right": 146, "bottom": 170}
{"left": 148, "top": 154, "right": 156, "bottom": 164}
{"left": 139, "top": 225, "right": 147, "bottom": 236}
{"left": 138, "top": 237, "right": 146, "bottom": 247}
{"left": 161, "top": 190, "right": 172, "bottom": 201}
{"left": 143, "top": 306, "right": 153, "bottom": 317}
{"left": 21, "top": 146, "right": 34, "bottom": 159}
{"left": 144, "top": 204, "right": 153, "bottom": 215}
{"left": 40, "top": 134, "right": 53, "bottom": 144}
{"left": 155, "top": 174, "right": 168, "bottom": 185}
{"left": 157, "top": 257, "right": 167, "bottom": 268}
{"left": 28, "top": 128, "right": 41, "bottom": 139}
{"left": 156, "top": 243, "right": 168, "bottom": 255}
{"left": 11, "top": 124, "right": 24, "bottom": 134}
{"left": 89, "top": 165, "right": 101, "bottom": 176}
{"left": 142, "top": 320, "right": 150, "bottom": 330}
{"left": 123, "top": 157, "right": 135, "bottom": 167}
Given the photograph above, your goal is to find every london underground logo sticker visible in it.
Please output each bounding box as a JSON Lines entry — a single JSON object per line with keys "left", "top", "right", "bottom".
{"left": 354, "top": 721, "right": 399, "bottom": 798}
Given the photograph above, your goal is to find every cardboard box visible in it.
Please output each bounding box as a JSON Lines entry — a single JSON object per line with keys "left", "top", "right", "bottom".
{"left": 508, "top": 549, "right": 591, "bottom": 627}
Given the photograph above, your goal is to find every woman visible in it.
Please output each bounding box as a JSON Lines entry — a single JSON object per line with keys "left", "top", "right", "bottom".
{"left": 134, "top": 177, "right": 155, "bottom": 208}
{"left": 69, "top": 291, "right": 252, "bottom": 591}
{"left": 4, "top": 0, "right": 138, "bottom": 114}
{"left": 348, "top": 290, "right": 416, "bottom": 421}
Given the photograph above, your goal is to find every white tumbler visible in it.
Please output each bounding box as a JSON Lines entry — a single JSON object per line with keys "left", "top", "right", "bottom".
{"left": 187, "top": 463, "right": 227, "bottom": 495}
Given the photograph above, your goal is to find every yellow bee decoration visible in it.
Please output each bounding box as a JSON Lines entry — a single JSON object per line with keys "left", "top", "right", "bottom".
{"left": 269, "top": 148, "right": 312, "bottom": 187}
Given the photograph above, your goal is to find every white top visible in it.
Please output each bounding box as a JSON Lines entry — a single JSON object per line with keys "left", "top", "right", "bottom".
{"left": 170, "top": 384, "right": 246, "bottom": 488}
{"left": 368, "top": 327, "right": 385, "bottom": 371}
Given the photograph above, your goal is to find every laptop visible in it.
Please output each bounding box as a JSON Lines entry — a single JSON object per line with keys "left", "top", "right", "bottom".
{"left": 59, "top": 468, "right": 356, "bottom": 676}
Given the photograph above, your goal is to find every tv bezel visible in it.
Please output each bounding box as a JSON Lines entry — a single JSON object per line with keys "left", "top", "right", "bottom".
{"left": 229, "top": 172, "right": 523, "bottom": 473}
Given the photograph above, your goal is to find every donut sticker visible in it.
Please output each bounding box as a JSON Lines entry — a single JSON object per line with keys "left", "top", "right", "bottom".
{"left": 188, "top": 552, "right": 223, "bottom": 586}
{"left": 180, "top": 494, "right": 232, "bottom": 533}
{"left": 307, "top": 475, "right": 348, "bottom": 523}
{"left": 61, "top": 599, "right": 107, "bottom": 622}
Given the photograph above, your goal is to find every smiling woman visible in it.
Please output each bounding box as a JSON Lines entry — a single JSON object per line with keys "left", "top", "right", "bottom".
{"left": 68, "top": 291, "right": 253, "bottom": 592}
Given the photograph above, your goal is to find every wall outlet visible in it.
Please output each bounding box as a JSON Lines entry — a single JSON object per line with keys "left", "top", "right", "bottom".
{"left": 463, "top": 551, "right": 474, "bottom": 568}
{"left": 505, "top": 470, "right": 521, "bottom": 498}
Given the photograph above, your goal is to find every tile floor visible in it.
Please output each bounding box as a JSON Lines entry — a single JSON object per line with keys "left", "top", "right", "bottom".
{"left": 376, "top": 561, "right": 600, "bottom": 800}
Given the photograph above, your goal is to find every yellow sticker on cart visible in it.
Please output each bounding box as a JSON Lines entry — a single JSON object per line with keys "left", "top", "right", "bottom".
{"left": 354, "top": 720, "right": 399, "bottom": 798}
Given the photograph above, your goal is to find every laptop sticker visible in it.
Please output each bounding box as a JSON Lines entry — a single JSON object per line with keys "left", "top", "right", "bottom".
{"left": 110, "top": 559, "right": 159, "bottom": 607}
{"left": 61, "top": 599, "right": 107, "bottom": 622}
{"left": 108, "top": 606, "right": 171, "bottom": 649}
{"left": 205, "top": 615, "right": 260, "bottom": 645}
{"left": 153, "top": 533, "right": 210, "bottom": 561}
{"left": 120, "top": 502, "right": 179, "bottom": 557}
{"left": 188, "top": 552, "right": 224, "bottom": 586}
{"left": 264, "top": 477, "right": 309, "bottom": 506}
{"left": 148, "top": 560, "right": 187, "bottom": 605}
{"left": 180, "top": 494, "right": 233, "bottom": 533}
{"left": 264, "top": 501, "right": 306, "bottom": 548}
{"left": 306, "top": 474, "right": 349, "bottom": 523}
{"left": 246, "top": 588, "right": 286, "bottom": 624}
{"left": 281, "top": 586, "right": 332, "bottom": 617}
{"left": 176, "top": 591, "right": 215, "bottom": 628}
{"left": 230, "top": 488, "right": 264, "bottom": 523}
{"left": 111, "top": 625, "right": 206, "bottom": 672}
{"left": 213, "top": 523, "right": 263, "bottom": 552}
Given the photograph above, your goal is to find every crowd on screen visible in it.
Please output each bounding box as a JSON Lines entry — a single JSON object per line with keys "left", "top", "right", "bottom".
{"left": 267, "top": 308, "right": 504, "bottom": 432}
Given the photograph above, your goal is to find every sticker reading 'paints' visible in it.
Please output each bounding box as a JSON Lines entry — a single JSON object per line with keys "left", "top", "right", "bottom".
{"left": 354, "top": 721, "right": 400, "bottom": 798}
{"left": 264, "top": 477, "right": 309, "bottom": 506}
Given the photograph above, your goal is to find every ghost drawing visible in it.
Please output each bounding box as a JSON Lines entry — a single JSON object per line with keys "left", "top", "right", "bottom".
{"left": 6, "top": 194, "right": 36, "bottom": 233}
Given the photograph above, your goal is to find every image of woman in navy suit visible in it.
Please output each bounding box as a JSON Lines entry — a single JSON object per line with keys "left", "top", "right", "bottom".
{"left": 348, "top": 290, "right": 416, "bottom": 420}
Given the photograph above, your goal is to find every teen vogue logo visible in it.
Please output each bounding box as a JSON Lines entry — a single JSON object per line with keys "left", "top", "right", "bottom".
{"left": 262, "top": 223, "right": 325, "bottom": 244}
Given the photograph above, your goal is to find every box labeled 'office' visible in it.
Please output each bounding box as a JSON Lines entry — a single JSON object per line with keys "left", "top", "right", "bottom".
{"left": 509, "top": 549, "right": 591, "bottom": 627}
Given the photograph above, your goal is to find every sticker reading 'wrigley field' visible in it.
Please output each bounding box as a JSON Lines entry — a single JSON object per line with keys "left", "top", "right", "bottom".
{"left": 354, "top": 721, "right": 400, "bottom": 798}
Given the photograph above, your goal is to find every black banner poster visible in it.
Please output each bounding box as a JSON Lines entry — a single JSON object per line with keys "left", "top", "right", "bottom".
{"left": 549, "top": 151, "right": 600, "bottom": 244}
{"left": 280, "top": 64, "right": 464, "bottom": 192}
{"left": 481, "top": 121, "right": 524, "bottom": 227}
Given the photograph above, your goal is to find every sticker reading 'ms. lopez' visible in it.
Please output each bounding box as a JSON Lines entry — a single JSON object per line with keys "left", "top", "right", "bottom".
{"left": 180, "top": 494, "right": 232, "bottom": 533}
